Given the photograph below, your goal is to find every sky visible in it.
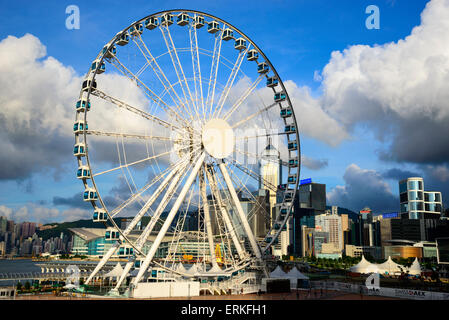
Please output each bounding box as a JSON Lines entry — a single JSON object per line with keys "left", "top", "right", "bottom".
{"left": 0, "top": 0, "right": 448, "bottom": 223}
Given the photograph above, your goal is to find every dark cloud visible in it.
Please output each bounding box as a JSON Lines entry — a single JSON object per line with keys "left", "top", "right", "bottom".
{"left": 327, "top": 164, "right": 399, "bottom": 213}
{"left": 53, "top": 192, "right": 91, "bottom": 209}
{"left": 382, "top": 168, "right": 421, "bottom": 182}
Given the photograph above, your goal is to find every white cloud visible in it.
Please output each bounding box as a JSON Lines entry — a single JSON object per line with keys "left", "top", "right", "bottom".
{"left": 316, "top": 0, "right": 449, "bottom": 163}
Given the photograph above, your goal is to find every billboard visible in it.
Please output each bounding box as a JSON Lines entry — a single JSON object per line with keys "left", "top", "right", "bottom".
{"left": 300, "top": 178, "right": 312, "bottom": 185}
{"left": 382, "top": 212, "right": 399, "bottom": 219}
{"left": 436, "top": 237, "right": 449, "bottom": 264}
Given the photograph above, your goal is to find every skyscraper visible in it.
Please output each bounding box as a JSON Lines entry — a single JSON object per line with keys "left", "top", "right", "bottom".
{"left": 399, "top": 177, "right": 443, "bottom": 219}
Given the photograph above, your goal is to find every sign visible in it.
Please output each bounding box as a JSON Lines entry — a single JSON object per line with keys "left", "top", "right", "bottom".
{"left": 300, "top": 178, "right": 312, "bottom": 185}
{"left": 382, "top": 212, "right": 399, "bottom": 219}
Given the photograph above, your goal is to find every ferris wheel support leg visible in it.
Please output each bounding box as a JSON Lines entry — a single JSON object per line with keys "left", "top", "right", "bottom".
{"left": 122, "top": 161, "right": 185, "bottom": 235}
{"left": 131, "top": 152, "right": 206, "bottom": 287}
{"left": 218, "top": 162, "right": 263, "bottom": 260}
{"left": 85, "top": 242, "right": 120, "bottom": 285}
{"left": 205, "top": 168, "right": 246, "bottom": 260}
{"left": 200, "top": 166, "right": 219, "bottom": 268}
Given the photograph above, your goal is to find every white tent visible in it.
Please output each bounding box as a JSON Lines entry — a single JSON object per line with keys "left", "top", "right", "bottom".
{"left": 286, "top": 267, "right": 309, "bottom": 280}
{"left": 377, "top": 256, "right": 403, "bottom": 275}
{"left": 104, "top": 262, "right": 125, "bottom": 278}
{"left": 407, "top": 258, "right": 422, "bottom": 276}
{"left": 270, "top": 265, "right": 288, "bottom": 278}
{"left": 349, "top": 255, "right": 379, "bottom": 274}
{"left": 186, "top": 263, "right": 199, "bottom": 275}
{"left": 175, "top": 263, "right": 187, "bottom": 274}
{"left": 207, "top": 264, "right": 229, "bottom": 276}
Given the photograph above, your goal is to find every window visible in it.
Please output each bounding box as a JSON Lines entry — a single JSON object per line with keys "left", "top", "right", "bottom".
{"left": 399, "top": 182, "right": 407, "bottom": 193}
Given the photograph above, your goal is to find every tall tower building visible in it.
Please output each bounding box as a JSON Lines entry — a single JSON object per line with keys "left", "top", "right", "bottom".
{"left": 259, "top": 137, "right": 281, "bottom": 220}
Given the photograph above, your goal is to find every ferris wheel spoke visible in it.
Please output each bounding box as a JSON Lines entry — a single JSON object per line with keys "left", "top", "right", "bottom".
{"left": 229, "top": 96, "right": 276, "bottom": 128}
{"left": 91, "top": 89, "right": 181, "bottom": 132}
{"left": 205, "top": 166, "right": 246, "bottom": 260}
{"left": 218, "top": 162, "right": 262, "bottom": 259}
{"left": 159, "top": 25, "right": 199, "bottom": 122}
{"left": 114, "top": 160, "right": 192, "bottom": 289}
{"left": 93, "top": 148, "right": 179, "bottom": 178}
{"left": 229, "top": 155, "right": 278, "bottom": 193}
{"left": 235, "top": 147, "right": 288, "bottom": 168}
{"left": 200, "top": 166, "right": 220, "bottom": 268}
{"left": 212, "top": 46, "right": 250, "bottom": 120}
{"left": 109, "top": 55, "right": 192, "bottom": 127}
{"left": 132, "top": 35, "right": 194, "bottom": 121}
{"left": 189, "top": 16, "right": 205, "bottom": 123}
{"left": 226, "top": 162, "right": 273, "bottom": 225}
{"left": 110, "top": 157, "right": 189, "bottom": 219}
{"left": 86, "top": 130, "right": 180, "bottom": 143}
{"left": 206, "top": 28, "right": 225, "bottom": 119}
{"left": 131, "top": 152, "right": 206, "bottom": 286}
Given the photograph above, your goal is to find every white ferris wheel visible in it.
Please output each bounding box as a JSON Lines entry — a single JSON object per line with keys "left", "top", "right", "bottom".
{"left": 73, "top": 9, "right": 301, "bottom": 294}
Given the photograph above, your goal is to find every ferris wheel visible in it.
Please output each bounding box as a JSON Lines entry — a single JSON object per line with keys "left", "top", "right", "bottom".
{"left": 74, "top": 9, "right": 301, "bottom": 294}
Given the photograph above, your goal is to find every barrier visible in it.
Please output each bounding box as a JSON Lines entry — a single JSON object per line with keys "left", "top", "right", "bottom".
{"left": 311, "top": 280, "right": 449, "bottom": 300}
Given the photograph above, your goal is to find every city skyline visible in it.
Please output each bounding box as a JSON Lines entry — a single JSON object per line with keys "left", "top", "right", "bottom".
{"left": 0, "top": 0, "right": 448, "bottom": 225}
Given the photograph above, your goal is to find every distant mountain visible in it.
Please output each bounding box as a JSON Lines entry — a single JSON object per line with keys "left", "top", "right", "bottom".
{"left": 326, "top": 206, "right": 359, "bottom": 221}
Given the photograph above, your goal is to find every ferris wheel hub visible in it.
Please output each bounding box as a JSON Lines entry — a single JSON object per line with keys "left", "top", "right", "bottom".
{"left": 201, "top": 118, "right": 234, "bottom": 159}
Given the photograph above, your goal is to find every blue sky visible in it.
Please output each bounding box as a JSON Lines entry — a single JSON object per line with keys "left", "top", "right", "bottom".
{"left": 1, "top": 0, "right": 448, "bottom": 223}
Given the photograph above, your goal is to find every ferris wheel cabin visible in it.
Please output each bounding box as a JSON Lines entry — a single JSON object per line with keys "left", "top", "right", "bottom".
{"left": 288, "top": 157, "right": 299, "bottom": 168}
{"left": 280, "top": 107, "right": 292, "bottom": 118}
{"left": 274, "top": 92, "right": 286, "bottom": 103}
{"left": 144, "top": 17, "right": 158, "bottom": 30}
{"left": 82, "top": 79, "right": 97, "bottom": 92}
{"left": 73, "top": 120, "right": 88, "bottom": 134}
{"left": 288, "top": 140, "right": 298, "bottom": 151}
{"left": 83, "top": 187, "right": 98, "bottom": 202}
{"left": 177, "top": 13, "right": 189, "bottom": 26}
{"left": 117, "top": 245, "right": 134, "bottom": 257}
{"left": 129, "top": 23, "right": 143, "bottom": 36}
{"left": 76, "top": 99, "right": 90, "bottom": 112}
{"left": 93, "top": 208, "right": 108, "bottom": 222}
{"left": 284, "top": 124, "right": 296, "bottom": 134}
{"left": 194, "top": 16, "right": 205, "bottom": 28}
{"left": 161, "top": 13, "right": 174, "bottom": 26}
{"left": 105, "top": 228, "right": 120, "bottom": 240}
{"left": 288, "top": 174, "right": 297, "bottom": 184}
{"left": 91, "top": 59, "right": 105, "bottom": 74}
{"left": 76, "top": 165, "right": 91, "bottom": 179}
{"left": 234, "top": 37, "right": 247, "bottom": 50}
{"left": 267, "top": 77, "right": 279, "bottom": 88}
{"left": 247, "top": 49, "right": 258, "bottom": 61}
{"left": 116, "top": 32, "right": 129, "bottom": 46}
{"left": 207, "top": 21, "right": 219, "bottom": 33}
{"left": 222, "top": 28, "right": 234, "bottom": 41}
{"left": 73, "top": 143, "right": 87, "bottom": 157}
{"left": 257, "top": 62, "right": 269, "bottom": 74}
{"left": 102, "top": 45, "right": 116, "bottom": 59}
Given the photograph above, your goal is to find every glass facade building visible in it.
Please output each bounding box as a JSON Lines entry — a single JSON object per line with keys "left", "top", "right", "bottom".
{"left": 399, "top": 177, "right": 443, "bottom": 219}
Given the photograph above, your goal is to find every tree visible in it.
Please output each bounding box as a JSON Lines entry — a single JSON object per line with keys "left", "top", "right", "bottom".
{"left": 16, "top": 282, "right": 22, "bottom": 291}
{"left": 25, "top": 281, "right": 31, "bottom": 291}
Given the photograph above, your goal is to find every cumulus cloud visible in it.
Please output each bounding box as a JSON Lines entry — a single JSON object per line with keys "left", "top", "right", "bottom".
{"left": 317, "top": 0, "right": 449, "bottom": 164}
{"left": 327, "top": 164, "right": 399, "bottom": 213}
{"left": 0, "top": 203, "right": 90, "bottom": 224}
{"left": 0, "top": 34, "right": 81, "bottom": 180}
{"left": 301, "top": 155, "right": 328, "bottom": 170}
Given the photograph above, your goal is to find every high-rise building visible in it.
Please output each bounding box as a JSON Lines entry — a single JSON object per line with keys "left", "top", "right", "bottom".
{"left": 399, "top": 177, "right": 443, "bottom": 219}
